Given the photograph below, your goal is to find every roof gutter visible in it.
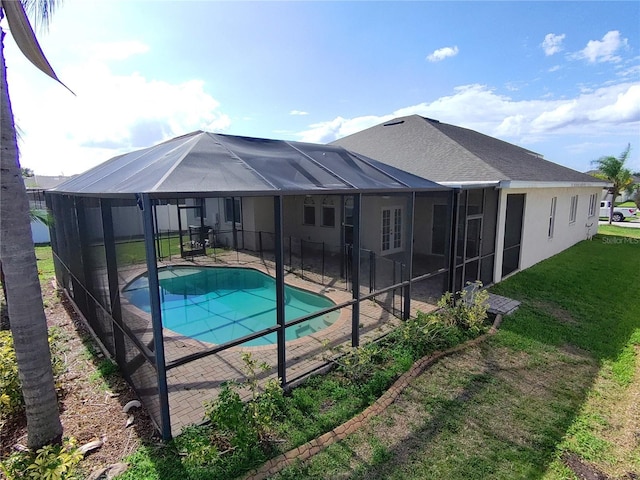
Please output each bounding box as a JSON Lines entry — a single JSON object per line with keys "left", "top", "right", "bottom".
{"left": 498, "top": 180, "right": 609, "bottom": 189}
{"left": 437, "top": 181, "right": 501, "bottom": 189}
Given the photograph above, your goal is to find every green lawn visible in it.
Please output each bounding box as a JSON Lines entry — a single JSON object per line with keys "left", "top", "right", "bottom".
{"left": 35, "top": 245, "right": 55, "bottom": 281}
{"left": 272, "top": 233, "right": 640, "bottom": 479}
{"left": 597, "top": 224, "right": 640, "bottom": 239}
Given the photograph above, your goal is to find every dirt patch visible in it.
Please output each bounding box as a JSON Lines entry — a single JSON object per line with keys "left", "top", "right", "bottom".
{"left": 531, "top": 300, "right": 578, "bottom": 325}
{"left": 1, "top": 281, "right": 155, "bottom": 477}
{"left": 562, "top": 452, "right": 609, "bottom": 480}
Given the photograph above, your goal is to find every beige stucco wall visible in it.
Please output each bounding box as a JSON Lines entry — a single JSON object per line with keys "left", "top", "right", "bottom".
{"left": 412, "top": 195, "right": 443, "bottom": 256}
{"left": 494, "top": 186, "right": 601, "bottom": 283}
{"left": 360, "top": 195, "right": 412, "bottom": 255}
{"left": 282, "top": 195, "right": 342, "bottom": 248}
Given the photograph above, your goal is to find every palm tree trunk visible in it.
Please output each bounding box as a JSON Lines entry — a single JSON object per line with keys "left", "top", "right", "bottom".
{"left": 0, "top": 26, "right": 62, "bottom": 449}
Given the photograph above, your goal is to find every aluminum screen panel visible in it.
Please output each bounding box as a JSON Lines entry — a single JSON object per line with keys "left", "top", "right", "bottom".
{"left": 52, "top": 131, "right": 447, "bottom": 196}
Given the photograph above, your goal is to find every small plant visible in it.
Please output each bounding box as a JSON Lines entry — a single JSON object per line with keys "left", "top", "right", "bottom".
{"left": 0, "top": 438, "right": 83, "bottom": 480}
{"left": 436, "top": 281, "right": 489, "bottom": 333}
{"left": 204, "top": 353, "right": 285, "bottom": 454}
{"left": 88, "top": 358, "right": 119, "bottom": 390}
{"left": 330, "top": 343, "right": 382, "bottom": 384}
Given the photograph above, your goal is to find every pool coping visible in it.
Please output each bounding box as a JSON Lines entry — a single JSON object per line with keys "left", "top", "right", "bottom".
{"left": 119, "top": 262, "right": 353, "bottom": 356}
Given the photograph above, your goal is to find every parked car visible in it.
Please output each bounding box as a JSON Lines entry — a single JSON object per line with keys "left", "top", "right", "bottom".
{"left": 600, "top": 201, "right": 637, "bottom": 222}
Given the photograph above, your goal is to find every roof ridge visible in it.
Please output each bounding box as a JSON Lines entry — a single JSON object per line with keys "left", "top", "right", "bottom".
{"left": 150, "top": 134, "right": 203, "bottom": 191}
{"left": 209, "top": 133, "right": 280, "bottom": 191}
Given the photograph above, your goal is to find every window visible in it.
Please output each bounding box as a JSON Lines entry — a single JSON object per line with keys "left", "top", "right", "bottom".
{"left": 548, "top": 197, "right": 557, "bottom": 238}
{"left": 224, "top": 197, "right": 241, "bottom": 224}
{"left": 588, "top": 193, "right": 597, "bottom": 217}
{"left": 193, "top": 198, "right": 206, "bottom": 219}
{"left": 569, "top": 195, "right": 578, "bottom": 224}
{"left": 303, "top": 197, "right": 315, "bottom": 225}
{"left": 381, "top": 206, "right": 403, "bottom": 253}
{"left": 322, "top": 206, "right": 335, "bottom": 227}
{"left": 321, "top": 197, "right": 335, "bottom": 227}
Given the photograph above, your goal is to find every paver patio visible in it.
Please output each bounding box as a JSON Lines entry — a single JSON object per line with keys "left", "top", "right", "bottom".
{"left": 117, "top": 248, "right": 440, "bottom": 436}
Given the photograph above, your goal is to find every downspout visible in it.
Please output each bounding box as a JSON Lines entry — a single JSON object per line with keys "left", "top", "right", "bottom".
{"left": 447, "top": 189, "right": 460, "bottom": 293}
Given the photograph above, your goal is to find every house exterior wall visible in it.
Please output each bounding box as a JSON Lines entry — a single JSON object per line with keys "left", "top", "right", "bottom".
{"left": 412, "top": 195, "right": 441, "bottom": 256}
{"left": 282, "top": 195, "right": 342, "bottom": 248}
{"left": 360, "top": 195, "right": 411, "bottom": 256}
{"left": 494, "top": 186, "right": 601, "bottom": 282}
{"left": 31, "top": 220, "right": 50, "bottom": 243}
{"left": 241, "top": 197, "right": 274, "bottom": 251}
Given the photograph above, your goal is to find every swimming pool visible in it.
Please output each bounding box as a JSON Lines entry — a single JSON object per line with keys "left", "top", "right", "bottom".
{"left": 122, "top": 266, "right": 340, "bottom": 346}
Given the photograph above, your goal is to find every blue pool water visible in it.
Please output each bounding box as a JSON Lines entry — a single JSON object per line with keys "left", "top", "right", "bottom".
{"left": 122, "top": 266, "right": 339, "bottom": 346}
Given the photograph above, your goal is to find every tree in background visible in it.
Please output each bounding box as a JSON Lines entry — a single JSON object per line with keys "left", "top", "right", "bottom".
{"left": 631, "top": 171, "right": 640, "bottom": 210}
{"left": 592, "top": 144, "right": 633, "bottom": 225}
{"left": 0, "top": 0, "right": 70, "bottom": 449}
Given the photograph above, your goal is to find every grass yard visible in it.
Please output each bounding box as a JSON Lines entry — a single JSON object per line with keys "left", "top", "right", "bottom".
{"left": 272, "top": 233, "right": 640, "bottom": 479}
{"left": 598, "top": 224, "right": 640, "bottom": 239}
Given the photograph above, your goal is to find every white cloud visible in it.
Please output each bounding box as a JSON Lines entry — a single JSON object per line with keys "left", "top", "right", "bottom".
{"left": 297, "top": 83, "right": 640, "bottom": 153}
{"left": 587, "top": 84, "right": 640, "bottom": 123}
{"left": 541, "top": 33, "right": 565, "bottom": 56}
{"left": 548, "top": 65, "right": 561, "bottom": 72}
{"left": 289, "top": 110, "right": 309, "bottom": 116}
{"left": 9, "top": 42, "right": 230, "bottom": 175}
{"left": 577, "top": 30, "right": 629, "bottom": 63}
{"left": 426, "top": 46, "right": 459, "bottom": 62}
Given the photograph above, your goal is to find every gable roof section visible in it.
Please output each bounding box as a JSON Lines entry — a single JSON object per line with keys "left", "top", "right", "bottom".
{"left": 24, "top": 175, "right": 75, "bottom": 190}
{"left": 332, "top": 115, "right": 604, "bottom": 186}
{"left": 51, "top": 131, "right": 447, "bottom": 197}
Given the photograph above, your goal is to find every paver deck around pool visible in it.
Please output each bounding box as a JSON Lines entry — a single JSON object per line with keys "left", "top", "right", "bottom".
{"left": 117, "top": 250, "right": 439, "bottom": 437}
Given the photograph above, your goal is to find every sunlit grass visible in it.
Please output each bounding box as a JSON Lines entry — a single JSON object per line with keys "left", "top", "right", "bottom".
{"left": 273, "top": 236, "right": 640, "bottom": 479}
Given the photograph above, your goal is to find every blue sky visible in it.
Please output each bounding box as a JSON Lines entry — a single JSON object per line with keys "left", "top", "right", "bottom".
{"left": 3, "top": 0, "right": 639, "bottom": 176}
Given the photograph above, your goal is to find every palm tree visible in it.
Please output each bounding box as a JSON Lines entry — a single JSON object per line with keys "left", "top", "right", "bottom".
{"left": 592, "top": 144, "right": 633, "bottom": 225}
{"left": 0, "top": 0, "right": 67, "bottom": 449}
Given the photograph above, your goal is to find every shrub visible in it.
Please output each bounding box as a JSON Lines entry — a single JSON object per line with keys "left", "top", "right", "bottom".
{"left": 204, "top": 353, "right": 285, "bottom": 455}
{"left": 0, "top": 331, "right": 22, "bottom": 420}
{"left": 436, "top": 281, "right": 489, "bottom": 334}
{"left": 330, "top": 343, "right": 382, "bottom": 384}
{"left": 0, "top": 438, "right": 82, "bottom": 480}
{"left": 0, "top": 328, "right": 66, "bottom": 423}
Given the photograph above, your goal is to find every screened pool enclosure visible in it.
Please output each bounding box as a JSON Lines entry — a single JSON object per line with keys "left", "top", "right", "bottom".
{"left": 46, "top": 131, "right": 456, "bottom": 438}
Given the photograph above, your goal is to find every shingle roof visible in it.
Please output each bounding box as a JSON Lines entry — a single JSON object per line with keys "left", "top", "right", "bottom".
{"left": 332, "top": 115, "right": 603, "bottom": 185}
{"left": 51, "top": 131, "right": 447, "bottom": 197}
{"left": 24, "top": 175, "right": 75, "bottom": 190}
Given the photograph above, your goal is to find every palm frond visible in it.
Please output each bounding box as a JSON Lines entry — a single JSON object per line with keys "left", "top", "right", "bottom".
{"left": 29, "top": 208, "right": 53, "bottom": 226}
{"left": 1, "top": 0, "right": 73, "bottom": 94}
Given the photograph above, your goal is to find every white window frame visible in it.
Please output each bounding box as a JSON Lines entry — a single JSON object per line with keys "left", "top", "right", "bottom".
{"left": 548, "top": 197, "right": 557, "bottom": 239}
{"left": 588, "top": 193, "right": 597, "bottom": 217}
{"left": 321, "top": 197, "right": 336, "bottom": 228}
{"left": 224, "top": 197, "right": 241, "bottom": 225}
{"left": 303, "top": 197, "right": 316, "bottom": 226}
{"left": 569, "top": 195, "right": 578, "bottom": 224}
{"left": 321, "top": 205, "right": 335, "bottom": 228}
{"left": 381, "top": 206, "right": 403, "bottom": 254}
